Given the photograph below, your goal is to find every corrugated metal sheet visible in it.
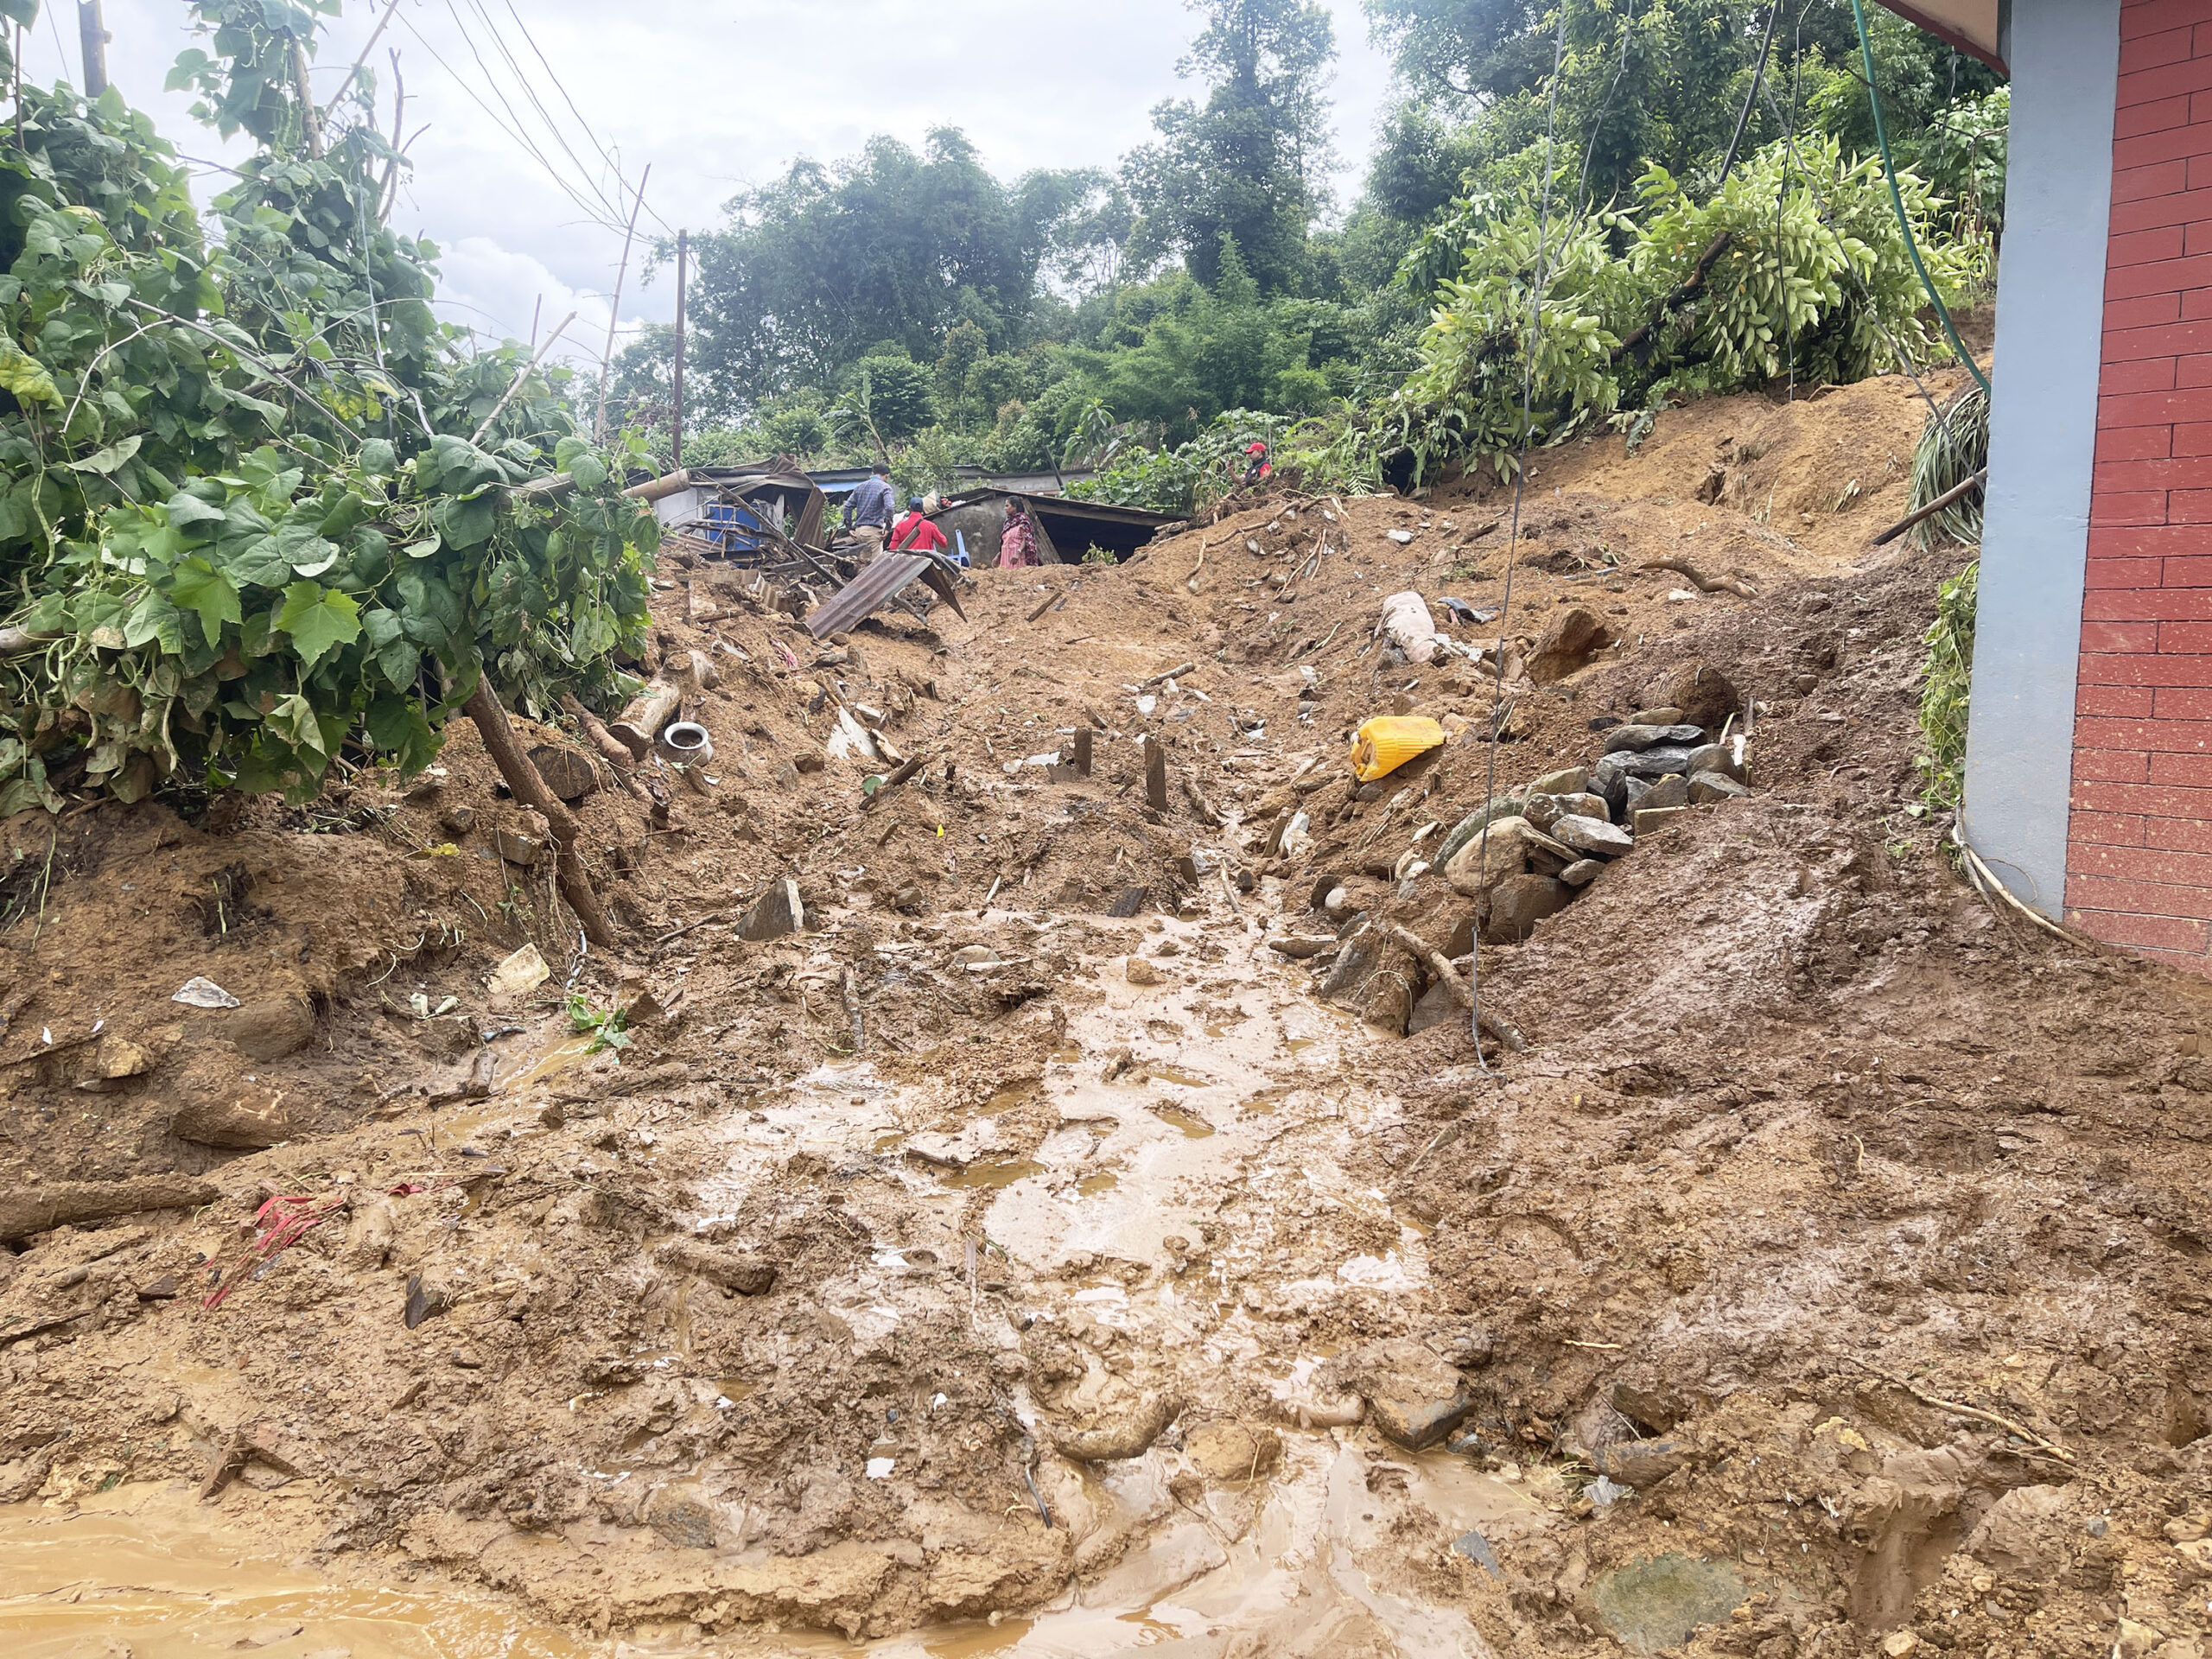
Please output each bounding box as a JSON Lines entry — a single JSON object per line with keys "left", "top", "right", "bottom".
{"left": 806, "top": 553, "right": 966, "bottom": 639}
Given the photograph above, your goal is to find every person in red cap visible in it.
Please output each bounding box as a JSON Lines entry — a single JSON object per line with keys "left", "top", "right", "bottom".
{"left": 1243, "top": 441, "right": 1272, "bottom": 486}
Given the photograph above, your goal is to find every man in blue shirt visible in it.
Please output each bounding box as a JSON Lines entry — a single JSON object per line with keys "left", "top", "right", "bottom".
{"left": 845, "top": 462, "right": 894, "bottom": 563}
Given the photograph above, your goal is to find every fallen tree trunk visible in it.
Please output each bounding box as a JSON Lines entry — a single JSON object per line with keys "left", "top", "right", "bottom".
{"left": 1643, "top": 556, "right": 1757, "bottom": 600}
{"left": 560, "top": 693, "right": 655, "bottom": 808}
{"left": 609, "top": 682, "right": 680, "bottom": 757}
{"left": 0, "top": 1176, "right": 219, "bottom": 1243}
{"left": 1382, "top": 923, "right": 1527, "bottom": 1053}
{"left": 466, "top": 676, "right": 617, "bottom": 949}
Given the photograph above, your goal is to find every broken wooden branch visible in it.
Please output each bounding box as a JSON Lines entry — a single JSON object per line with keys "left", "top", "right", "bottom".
{"left": 608, "top": 682, "right": 680, "bottom": 757}
{"left": 1024, "top": 590, "right": 1061, "bottom": 623}
{"left": 1643, "top": 556, "right": 1757, "bottom": 600}
{"left": 1382, "top": 923, "right": 1527, "bottom": 1052}
{"left": 558, "top": 693, "right": 653, "bottom": 808}
{"left": 0, "top": 1176, "right": 218, "bottom": 1243}
{"left": 1870, "top": 467, "right": 1987, "bottom": 548}
{"left": 465, "top": 676, "right": 616, "bottom": 948}
{"left": 1840, "top": 1355, "right": 2074, "bottom": 1463}
{"left": 1612, "top": 232, "right": 1734, "bottom": 364}
{"left": 1142, "top": 661, "right": 1197, "bottom": 688}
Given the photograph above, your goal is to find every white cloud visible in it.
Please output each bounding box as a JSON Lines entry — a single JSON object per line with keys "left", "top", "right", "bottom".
{"left": 16, "top": 0, "right": 1402, "bottom": 346}
{"left": 429, "top": 236, "right": 651, "bottom": 369}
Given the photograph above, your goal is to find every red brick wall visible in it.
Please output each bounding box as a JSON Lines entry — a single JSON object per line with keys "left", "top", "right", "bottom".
{"left": 2072, "top": 0, "right": 2212, "bottom": 966}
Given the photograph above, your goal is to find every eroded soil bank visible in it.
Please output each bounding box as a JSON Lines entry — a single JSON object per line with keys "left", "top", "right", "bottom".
{"left": 3, "top": 370, "right": 2211, "bottom": 1659}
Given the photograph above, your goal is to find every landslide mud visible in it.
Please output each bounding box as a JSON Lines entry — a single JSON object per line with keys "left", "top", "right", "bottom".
{"left": 4, "top": 367, "right": 2212, "bottom": 1659}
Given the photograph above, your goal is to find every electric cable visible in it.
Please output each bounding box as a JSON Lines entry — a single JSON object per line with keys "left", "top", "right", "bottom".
{"left": 1719, "top": 3, "right": 1781, "bottom": 188}
{"left": 1469, "top": 3, "right": 1572, "bottom": 1072}
{"left": 1847, "top": 0, "right": 1991, "bottom": 397}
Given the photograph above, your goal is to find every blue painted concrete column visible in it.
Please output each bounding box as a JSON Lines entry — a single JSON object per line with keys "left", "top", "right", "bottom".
{"left": 1961, "top": 0, "right": 2120, "bottom": 917}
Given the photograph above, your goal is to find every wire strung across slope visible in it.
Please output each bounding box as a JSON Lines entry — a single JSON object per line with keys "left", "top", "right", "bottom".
{"left": 1469, "top": 5, "right": 1573, "bottom": 1074}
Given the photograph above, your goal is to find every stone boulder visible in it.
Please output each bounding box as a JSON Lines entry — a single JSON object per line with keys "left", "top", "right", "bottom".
{"left": 1484, "top": 873, "right": 1571, "bottom": 943}
{"left": 1445, "top": 815, "right": 1535, "bottom": 896}
{"left": 1529, "top": 606, "right": 1614, "bottom": 683}
{"left": 1639, "top": 662, "right": 1739, "bottom": 731}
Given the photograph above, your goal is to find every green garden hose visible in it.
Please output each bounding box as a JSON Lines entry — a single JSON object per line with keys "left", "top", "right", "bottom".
{"left": 1849, "top": 0, "right": 1993, "bottom": 397}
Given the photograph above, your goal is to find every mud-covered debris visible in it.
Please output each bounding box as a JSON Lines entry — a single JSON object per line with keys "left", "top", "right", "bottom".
{"left": 136, "top": 1274, "right": 177, "bottom": 1300}
{"left": 1586, "top": 1437, "right": 1698, "bottom": 1487}
{"left": 403, "top": 1274, "right": 448, "bottom": 1330}
{"left": 1123, "top": 957, "right": 1166, "bottom": 988}
{"left": 1324, "top": 1338, "right": 1475, "bottom": 1449}
{"left": 491, "top": 830, "right": 545, "bottom": 868}
{"left": 739, "top": 879, "right": 804, "bottom": 942}
{"left": 1603, "top": 722, "right": 1704, "bottom": 753}
{"left": 1452, "top": 1527, "right": 1502, "bottom": 1574}
{"left": 230, "top": 1621, "right": 304, "bottom": 1649}
{"left": 656, "top": 1238, "right": 777, "bottom": 1295}
{"left": 1529, "top": 604, "right": 1613, "bottom": 682}
{"left": 0, "top": 1176, "right": 218, "bottom": 1243}
{"left": 1184, "top": 1420, "right": 1281, "bottom": 1481}
{"left": 1638, "top": 660, "right": 1739, "bottom": 728}
{"left": 226, "top": 998, "right": 314, "bottom": 1062}
{"left": 171, "top": 976, "right": 239, "bottom": 1010}
{"left": 1051, "top": 1394, "right": 1177, "bottom": 1462}
{"left": 171, "top": 1094, "right": 289, "bottom": 1150}
{"left": 1484, "top": 873, "right": 1571, "bottom": 944}
{"left": 1266, "top": 934, "right": 1337, "bottom": 959}
{"left": 1522, "top": 791, "right": 1610, "bottom": 831}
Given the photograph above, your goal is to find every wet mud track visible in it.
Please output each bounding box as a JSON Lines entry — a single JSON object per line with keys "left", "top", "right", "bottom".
{"left": 4, "top": 370, "right": 2212, "bottom": 1658}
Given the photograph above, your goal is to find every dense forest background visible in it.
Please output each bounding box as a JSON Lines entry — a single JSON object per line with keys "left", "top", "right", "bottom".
{"left": 588, "top": 0, "right": 2008, "bottom": 511}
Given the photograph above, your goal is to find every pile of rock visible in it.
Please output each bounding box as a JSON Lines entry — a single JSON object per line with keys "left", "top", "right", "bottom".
{"left": 1436, "top": 699, "right": 1751, "bottom": 944}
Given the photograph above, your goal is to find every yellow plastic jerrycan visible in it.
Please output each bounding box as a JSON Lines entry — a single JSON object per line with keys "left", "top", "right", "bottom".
{"left": 1351, "top": 715, "right": 1445, "bottom": 783}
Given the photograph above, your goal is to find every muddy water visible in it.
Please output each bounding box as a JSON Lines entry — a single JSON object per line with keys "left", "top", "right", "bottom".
{"left": 9, "top": 905, "right": 1518, "bottom": 1659}
{"left": 0, "top": 1487, "right": 588, "bottom": 1658}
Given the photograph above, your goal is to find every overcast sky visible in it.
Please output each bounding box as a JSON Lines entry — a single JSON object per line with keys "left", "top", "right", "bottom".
{"left": 16, "top": 1, "right": 1396, "bottom": 365}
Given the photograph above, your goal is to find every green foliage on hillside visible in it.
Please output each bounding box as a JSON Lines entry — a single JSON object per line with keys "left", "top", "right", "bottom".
{"left": 0, "top": 2, "right": 656, "bottom": 813}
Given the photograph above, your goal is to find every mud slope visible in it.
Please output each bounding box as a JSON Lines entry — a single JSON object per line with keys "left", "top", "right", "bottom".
{"left": 3, "top": 366, "right": 2211, "bottom": 1659}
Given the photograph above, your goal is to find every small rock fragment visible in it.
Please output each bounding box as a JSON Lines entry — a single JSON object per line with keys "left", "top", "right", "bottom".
{"left": 1124, "top": 957, "right": 1166, "bottom": 987}
{"left": 1688, "top": 771, "right": 1751, "bottom": 804}
{"left": 1559, "top": 859, "right": 1604, "bottom": 888}
{"left": 1549, "top": 815, "right": 1635, "bottom": 857}
{"left": 739, "top": 880, "right": 804, "bottom": 943}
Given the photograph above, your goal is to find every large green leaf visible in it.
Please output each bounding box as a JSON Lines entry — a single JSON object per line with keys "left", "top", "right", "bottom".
{"left": 274, "top": 581, "right": 361, "bottom": 669}
{"left": 168, "top": 556, "right": 242, "bottom": 647}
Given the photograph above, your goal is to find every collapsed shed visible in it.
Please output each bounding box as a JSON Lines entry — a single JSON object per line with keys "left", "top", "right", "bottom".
{"left": 932, "top": 489, "right": 1178, "bottom": 567}
{"left": 648, "top": 462, "right": 829, "bottom": 558}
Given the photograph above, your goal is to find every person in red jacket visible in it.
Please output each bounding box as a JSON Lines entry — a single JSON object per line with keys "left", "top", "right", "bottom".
{"left": 892, "top": 497, "right": 949, "bottom": 555}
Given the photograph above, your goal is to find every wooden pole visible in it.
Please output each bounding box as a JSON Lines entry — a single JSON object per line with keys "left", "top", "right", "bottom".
{"left": 464, "top": 674, "right": 617, "bottom": 948}
{"left": 672, "top": 228, "right": 687, "bottom": 469}
{"left": 76, "top": 2, "right": 107, "bottom": 99}
{"left": 594, "top": 163, "right": 652, "bottom": 445}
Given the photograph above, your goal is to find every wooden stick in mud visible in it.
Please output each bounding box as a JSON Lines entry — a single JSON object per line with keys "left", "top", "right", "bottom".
{"left": 465, "top": 677, "right": 617, "bottom": 949}
{"left": 558, "top": 694, "right": 653, "bottom": 808}
{"left": 0, "top": 1175, "right": 218, "bottom": 1243}
{"left": 1382, "top": 923, "right": 1527, "bottom": 1053}
{"left": 1870, "top": 467, "right": 1986, "bottom": 548}
{"left": 1643, "top": 556, "right": 1757, "bottom": 600}
{"left": 608, "top": 681, "right": 681, "bottom": 757}
{"left": 1840, "top": 1356, "right": 2074, "bottom": 1463}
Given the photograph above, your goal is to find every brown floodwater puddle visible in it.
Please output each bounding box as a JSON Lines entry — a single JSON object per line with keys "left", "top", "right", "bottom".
{"left": 1075, "top": 1172, "right": 1119, "bottom": 1196}
{"left": 0, "top": 1489, "right": 587, "bottom": 1658}
{"left": 1147, "top": 1102, "right": 1216, "bottom": 1139}
{"left": 1143, "top": 1064, "right": 1212, "bottom": 1088}
{"left": 940, "top": 1158, "right": 1044, "bottom": 1192}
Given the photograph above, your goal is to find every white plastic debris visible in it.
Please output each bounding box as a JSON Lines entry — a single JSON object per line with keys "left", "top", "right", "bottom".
{"left": 1136, "top": 694, "right": 1158, "bottom": 715}
{"left": 486, "top": 944, "right": 549, "bottom": 1000}
{"left": 866, "top": 1457, "right": 895, "bottom": 1479}
{"left": 1388, "top": 528, "right": 1415, "bottom": 544}
{"left": 172, "top": 976, "right": 240, "bottom": 1010}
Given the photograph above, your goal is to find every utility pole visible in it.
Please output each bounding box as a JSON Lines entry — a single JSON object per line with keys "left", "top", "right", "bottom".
{"left": 77, "top": 2, "right": 108, "bottom": 99}
{"left": 672, "top": 229, "right": 687, "bottom": 470}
